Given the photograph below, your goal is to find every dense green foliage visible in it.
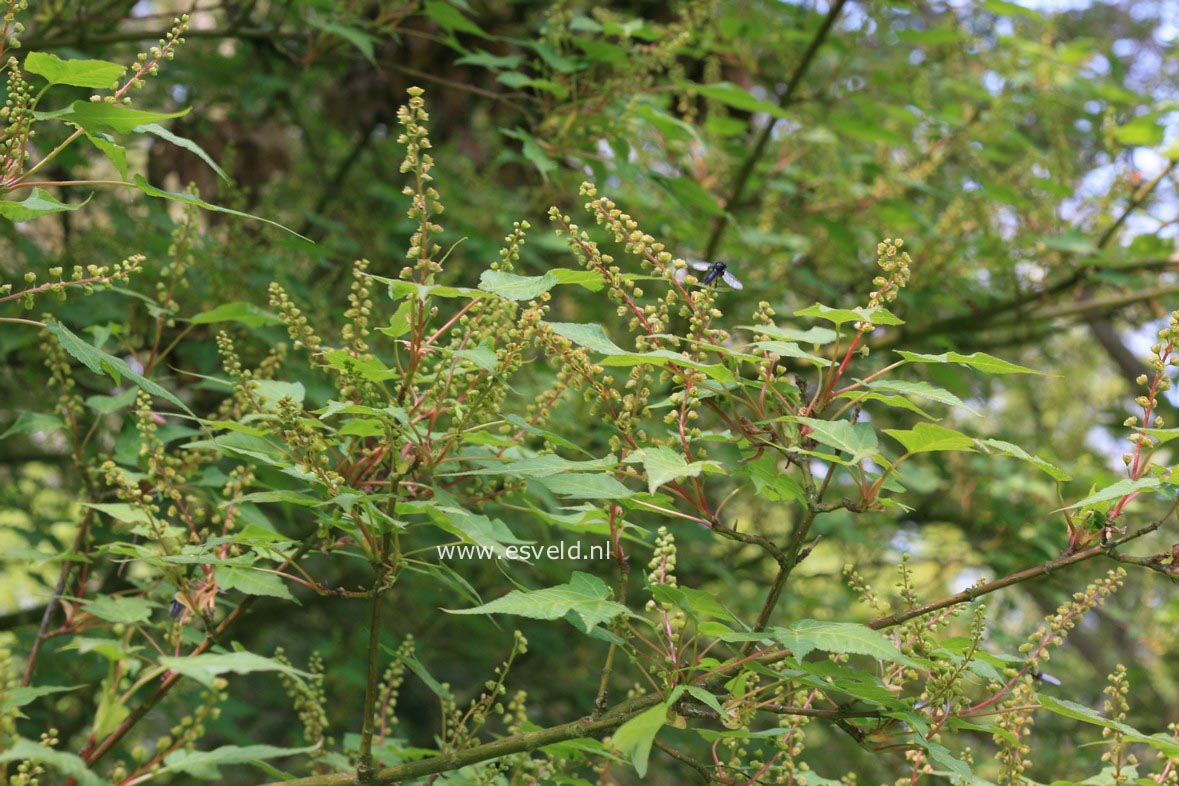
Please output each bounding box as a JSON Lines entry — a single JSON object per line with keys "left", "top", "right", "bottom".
{"left": 2, "top": 1, "right": 1179, "bottom": 784}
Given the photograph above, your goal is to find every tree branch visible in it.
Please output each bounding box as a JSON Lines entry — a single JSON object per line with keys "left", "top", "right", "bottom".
{"left": 257, "top": 650, "right": 794, "bottom": 786}
{"left": 702, "top": 0, "right": 849, "bottom": 260}
{"left": 867, "top": 519, "right": 1162, "bottom": 630}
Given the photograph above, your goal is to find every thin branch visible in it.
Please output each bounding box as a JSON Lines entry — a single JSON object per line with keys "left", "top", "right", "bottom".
{"left": 68, "top": 534, "right": 323, "bottom": 778}
{"left": 258, "top": 650, "right": 794, "bottom": 786}
{"left": 654, "top": 740, "right": 713, "bottom": 783}
{"left": 702, "top": 0, "right": 849, "bottom": 260}
{"left": 357, "top": 583, "right": 386, "bottom": 778}
{"left": 881, "top": 163, "right": 1179, "bottom": 350}
{"left": 22, "top": 510, "right": 93, "bottom": 685}
{"left": 867, "top": 520, "right": 1162, "bottom": 630}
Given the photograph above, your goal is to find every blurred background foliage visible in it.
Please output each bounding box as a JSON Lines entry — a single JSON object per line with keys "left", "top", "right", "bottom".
{"left": 3, "top": 0, "right": 1179, "bottom": 783}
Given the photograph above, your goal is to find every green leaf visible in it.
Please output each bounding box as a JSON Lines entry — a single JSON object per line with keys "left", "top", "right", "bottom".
{"left": 136, "top": 122, "right": 231, "bottom": 181}
{"left": 1055, "top": 477, "right": 1160, "bottom": 512}
{"left": 379, "top": 299, "right": 414, "bottom": 339}
{"left": 911, "top": 734, "right": 976, "bottom": 781}
{"left": 828, "top": 114, "right": 909, "bottom": 147}
{"left": 625, "top": 446, "right": 719, "bottom": 494}
{"left": 750, "top": 340, "right": 832, "bottom": 367}
{"left": 0, "top": 187, "right": 89, "bottom": 222}
{"left": 865, "top": 379, "right": 979, "bottom": 415}
{"left": 1112, "top": 114, "right": 1165, "bottom": 147}
{"left": 650, "top": 585, "right": 740, "bottom": 624}
{"left": 85, "top": 133, "right": 128, "bottom": 179}
{"left": 976, "top": 439, "right": 1071, "bottom": 481}
{"left": 794, "top": 303, "right": 903, "bottom": 327}
{"left": 599, "top": 350, "right": 735, "bottom": 384}
{"left": 547, "top": 322, "right": 626, "bottom": 355}
{"left": 456, "top": 454, "right": 618, "bottom": 478}
{"left": 503, "top": 414, "right": 594, "bottom": 457}
{"left": 423, "top": 0, "right": 488, "bottom": 37}
{"left": 215, "top": 566, "right": 297, "bottom": 601}
{"left": 479, "top": 270, "right": 559, "bottom": 300}
{"left": 85, "top": 388, "right": 138, "bottom": 415}
{"left": 396, "top": 652, "right": 453, "bottom": 698}
{"left": 84, "top": 596, "right": 157, "bottom": 624}
{"left": 132, "top": 176, "right": 310, "bottom": 240}
{"left": 680, "top": 685, "right": 729, "bottom": 719}
{"left": 1, "top": 411, "right": 65, "bottom": 440}
{"left": 539, "top": 473, "right": 635, "bottom": 500}
{"left": 455, "top": 51, "right": 523, "bottom": 70}
{"left": 321, "top": 351, "right": 396, "bottom": 382}
{"left": 446, "top": 572, "right": 629, "bottom": 631}
{"left": 46, "top": 321, "right": 193, "bottom": 416}
{"left": 190, "top": 302, "right": 283, "bottom": 328}
{"left": 884, "top": 423, "right": 977, "bottom": 454}
{"left": 1038, "top": 694, "right": 1179, "bottom": 758}
{"left": 838, "top": 391, "right": 936, "bottom": 420}
{"left": 0, "top": 739, "right": 111, "bottom": 786}
{"left": 1039, "top": 232, "right": 1099, "bottom": 256}
{"left": 307, "top": 17, "right": 377, "bottom": 64}
{"left": 611, "top": 703, "right": 667, "bottom": 777}
{"left": 980, "top": 0, "right": 1042, "bottom": 18}
{"left": 233, "top": 490, "right": 320, "bottom": 506}
{"left": 1142, "top": 427, "right": 1179, "bottom": 446}
{"left": 571, "top": 37, "right": 628, "bottom": 66}
{"left": 428, "top": 493, "right": 527, "bottom": 556}
{"left": 742, "top": 324, "right": 837, "bottom": 345}
{"left": 252, "top": 380, "right": 306, "bottom": 410}
{"left": 748, "top": 453, "right": 806, "bottom": 503}
{"left": 771, "top": 620, "right": 916, "bottom": 665}
{"left": 790, "top": 417, "right": 880, "bottom": 463}
{"left": 96, "top": 678, "right": 133, "bottom": 736}
{"left": 338, "top": 418, "right": 385, "bottom": 437}
{"left": 84, "top": 503, "right": 154, "bottom": 525}
{"left": 41, "top": 100, "right": 189, "bottom": 134}
{"left": 184, "top": 431, "right": 286, "bottom": 466}
{"left": 651, "top": 173, "right": 723, "bottom": 216}
{"left": 496, "top": 72, "right": 569, "bottom": 99}
{"left": 896, "top": 350, "right": 1042, "bottom": 375}
{"left": 379, "top": 276, "right": 483, "bottom": 302}
{"left": 677, "top": 80, "right": 788, "bottom": 119}
{"left": 501, "top": 127, "right": 556, "bottom": 178}
{"left": 24, "top": 52, "right": 125, "bottom": 88}
{"left": 548, "top": 268, "right": 607, "bottom": 291}
{"left": 529, "top": 41, "right": 581, "bottom": 73}
{"left": 1, "top": 685, "right": 81, "bottom": 711}
{"left": 163, "top": 744, "right": 318, "bottom": 780}
{"left": 158, "top": 652, "right": 311, "bottom": 689}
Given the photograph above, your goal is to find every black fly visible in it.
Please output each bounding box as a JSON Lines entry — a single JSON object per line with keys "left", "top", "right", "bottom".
{"left": 684, "top": 259, "right": 743, "bottom": 290}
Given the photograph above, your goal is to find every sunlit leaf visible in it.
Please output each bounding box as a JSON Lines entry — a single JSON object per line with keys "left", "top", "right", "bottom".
{"left": 1055, "top": 477, "right": 1160, "bottom": 512}
{"left": 445, "top": 572, "right": 630, "bottom": 631}
{"left": 479, "top": 270, "right": 559, "bottom": 300}
{"left": 190, "top": 302, "right": 283, "bottom": 328}
{"left": 625, "top": 446, "right": 720, "bottom": 494}
{"left": 896, "top": 350, "right": 1042, "bottom": 375}
{"left": 790, "top": 417, "right": 880, "bottom": 463}
{"left": 885, "top": 423, "right": 977, "bottom": 454}
{"left": 158, "top": 652, "right": 311, "bottom": 689}
{"left": 25, "top": 52, "right": 125, "bottom": 87}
